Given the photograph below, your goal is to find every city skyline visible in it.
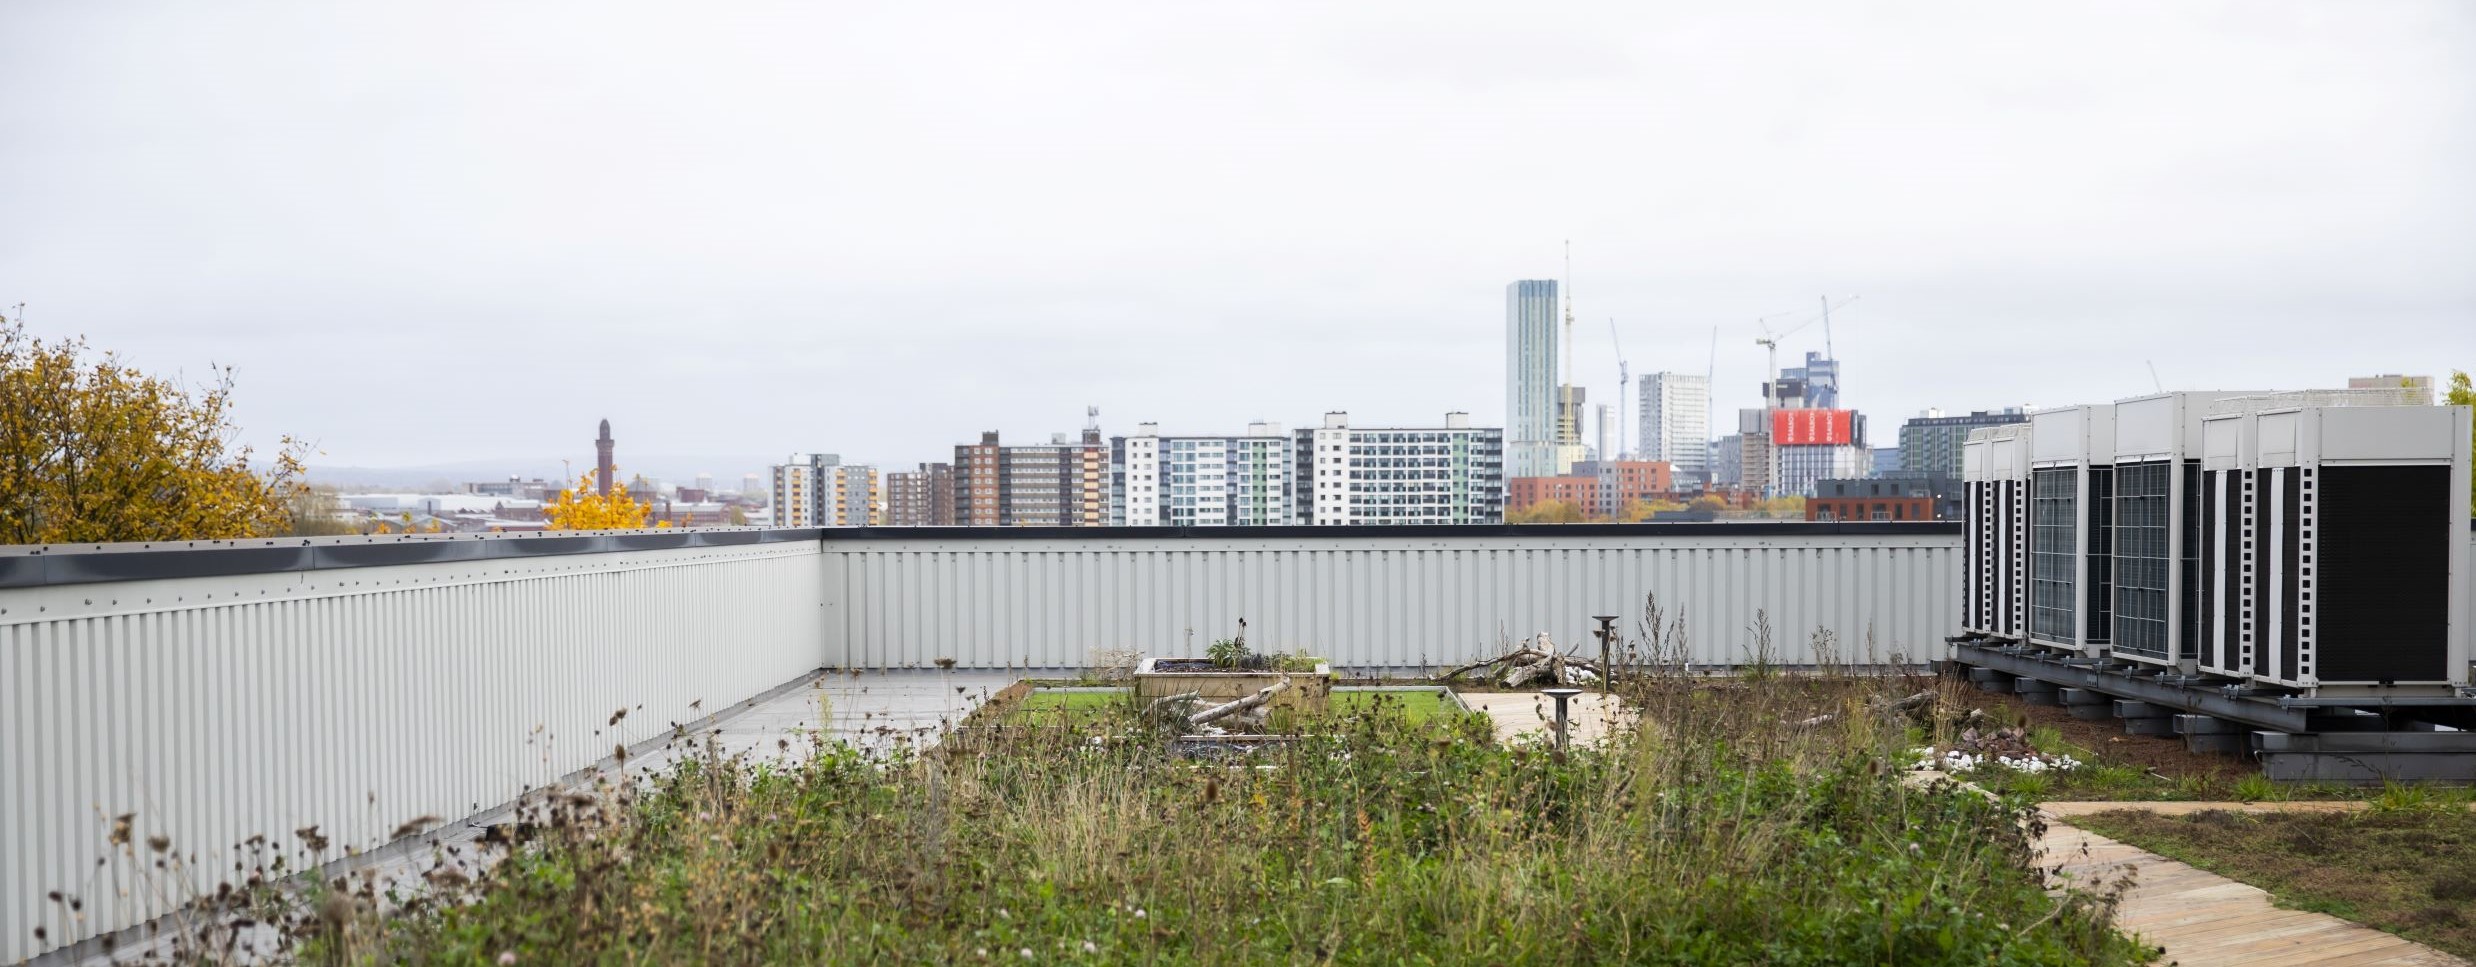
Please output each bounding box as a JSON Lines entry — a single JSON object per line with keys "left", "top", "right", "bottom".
{"left": 4, "top": 3, "right": 2470, "bottom": 472}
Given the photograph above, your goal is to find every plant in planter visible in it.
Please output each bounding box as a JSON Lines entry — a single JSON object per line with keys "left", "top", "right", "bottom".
{"left": 1207, "top": 636, "right": 1253, "bottom": 669}
{"left": 1133, "top": 617, "right": 1333, "bottom": 720}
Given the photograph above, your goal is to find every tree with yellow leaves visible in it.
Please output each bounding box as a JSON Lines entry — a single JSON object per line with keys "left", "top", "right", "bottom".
{"left": 1507, "top": 499, "right": 1587, "bottom": 524}
{"left": 543, "top": 470, "right": 666, "bottom": 530}
{"left": 0, "top": 312, "right": 310, "bottom": 544}
{"left": 1617, "top": 498, "right": 1687, "bottom": 522}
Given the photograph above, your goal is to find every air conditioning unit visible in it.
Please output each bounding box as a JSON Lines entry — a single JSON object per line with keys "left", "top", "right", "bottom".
{"left": 2200, "top": 393, "right": 2471, "bottom": 691}
{"left": 2109, "top": 392, "right": 2267, "bottom": 670}
{"left": 2025, "top": 405, "right": 2116, "bottom": 656}
{"left": 1962, "top": 422, "right": 2032, "bottom": 640}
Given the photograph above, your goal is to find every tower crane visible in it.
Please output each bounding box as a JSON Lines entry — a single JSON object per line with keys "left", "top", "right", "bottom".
{"left": 1559, "top": 242, "right": 1577, "bottom": 452}
{"left": 1753, "top": 312, "right": 1817, "bottom": 410}
{"left": 1753, "top": 296, "right": 1859, "bottom": 408}
{"left": 1608, "top": 317, "right": 1630, "bottom": 460}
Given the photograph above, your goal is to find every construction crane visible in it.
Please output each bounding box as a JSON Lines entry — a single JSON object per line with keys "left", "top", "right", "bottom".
{"left": 1753, "top": 296, "right": 1859, "bottom": 408}
{"left": 1559, "top": 242, "right": 1577, "bottom": 452}
{"left": 1753, "top": 312, "right": 1817, "bottom": 410}
{"left": 1608, "top": 317, "right": 1630, "bottom": 460}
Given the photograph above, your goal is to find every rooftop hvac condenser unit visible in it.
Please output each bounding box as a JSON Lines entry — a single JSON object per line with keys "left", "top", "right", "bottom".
{"left": 2108, "top": 392, "right": 2267, "bottom": 670}
{"left": 2025, "top": 405, "right": 2116, "bottom": 656}
{"left": 2217, "top": 396, "right": 2471, "bottom": 693}
{"left": 1962, "top": 423, "right": 2032, "bottom": 640}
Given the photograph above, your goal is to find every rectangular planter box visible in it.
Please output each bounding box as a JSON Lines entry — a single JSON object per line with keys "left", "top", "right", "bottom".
{"left": 1133, "top": 656, "right": 1332, "bottom": 715}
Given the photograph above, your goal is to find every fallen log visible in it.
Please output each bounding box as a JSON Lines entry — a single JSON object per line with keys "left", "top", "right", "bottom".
{"left": 1188, "top": 675, "right": 1291, "bottom": 727}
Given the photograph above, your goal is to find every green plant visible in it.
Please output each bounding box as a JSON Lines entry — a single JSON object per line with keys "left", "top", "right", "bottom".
{"left": 2007, "top": 772, "right": 2053, "bottom": 801}
{"left": 2232, "top": 773, "right": 2284, "bottom": 804}
{"left": 1205, "top": 637, "right": 1251, "bottom": 669}
{"left": 2372, "top": 782, "right": 2441, "bottom": 814}
{"left": 2084, "top": 765, "right": 2146, "bottom": 795}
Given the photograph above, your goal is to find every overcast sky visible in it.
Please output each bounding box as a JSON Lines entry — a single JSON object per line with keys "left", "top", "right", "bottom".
{"left": 3, "top": 2, "right": 2471, "bottom": 480}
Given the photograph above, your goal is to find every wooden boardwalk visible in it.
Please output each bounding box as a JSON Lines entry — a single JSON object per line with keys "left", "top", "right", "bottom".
{"left": 2036, "top": 810, "right": 2468, "bottom": 966}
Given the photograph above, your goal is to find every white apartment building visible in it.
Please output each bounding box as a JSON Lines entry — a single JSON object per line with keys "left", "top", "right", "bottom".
{"left": 1109, "top": 422, "right": 1298, "bottom": 526}
{"left": 1300, "top": 412, "right": 1504, "bottom": 525}
{"left": 1639, "top": 372, "right": 1711, "bottom": 482}
{"left": 771, "top": 453, "right": 876, "bottom": 527}
{"left": 1773, "top": 444, "right": 1868, "bottom": 498}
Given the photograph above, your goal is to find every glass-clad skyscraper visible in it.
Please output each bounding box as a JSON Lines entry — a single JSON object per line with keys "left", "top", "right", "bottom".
{"left": 1504, "top": 280, "right": 1559, "bottom": 479}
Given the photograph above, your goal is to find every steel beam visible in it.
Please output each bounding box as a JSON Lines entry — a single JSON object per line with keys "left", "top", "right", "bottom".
{"left": 2260, "top": 753, "right": 2476, "bottom": 783}
{"left": 1951, "top": 642, "right": 2311, "bottom": 731}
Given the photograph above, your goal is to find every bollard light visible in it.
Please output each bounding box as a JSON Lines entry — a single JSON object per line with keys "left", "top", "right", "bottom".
{"left": 1591, "top": 615, "right": 1619, "bottom": 693}
{"left": 1541, "top": 687, "right": 1583, "bottom": 757}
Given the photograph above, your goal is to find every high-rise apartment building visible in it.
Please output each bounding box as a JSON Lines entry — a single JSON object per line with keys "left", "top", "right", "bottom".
{"left": 1732, "top": 409, "right": 1776, "bottom": 495}
{"left": 1593, "top": 403, "right": 1613, "bottom": 465}
{"left": 952, "top": 430, "right": 1109, "bottom": 526}
{"left": 1896, "top": 408, "right": 2026, "bottom": 480}
{"left": 1711, "top": 434, "right": 1745, "bottom": 488}
{"left": 771, "top": 453, "right": 835, "bottom": 527}
{"left": 827, "top": 465, "right": 877, "bottom": 526}
{"left": 1769, "top": 408, "right": 1865, "bottom": 497}
{"left": 1551, "top": 385, "right": 1588, "bottom": 474}
{"left": 1111, "top": 423, "right": 1298, "bottom": 526}
{"left": 1778, "top": 351, "right": 1841, "bottom": 409}
{"left": 1505, "top": 280, "right": 1560, "bottom": 479}
{"left": 772, "top": 454, "right": 876, "bottom": 526}
{"left": 1300, "top": 412, "right": 1502, "bottom": 525}
{"left": 1638, "top": 372, "right": 1711, "bottom": 484}
{"left": 883, "top": 462, "right": 956, "bottom": 526}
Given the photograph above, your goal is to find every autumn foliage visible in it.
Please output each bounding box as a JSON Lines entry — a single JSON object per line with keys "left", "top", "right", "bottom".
{"left": 544, "top": 471, "right": 665, "bottom": 530}
{"left": 0, "top": 313, "right": 309, "bottom": 544}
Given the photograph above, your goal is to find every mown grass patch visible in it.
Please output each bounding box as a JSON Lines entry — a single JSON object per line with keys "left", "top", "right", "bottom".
{"left": 1326, "top": 688, "right": 1465, "bottom": 725}
{"left": 2072, "top": 807, "right": 2476, "bottom": 960}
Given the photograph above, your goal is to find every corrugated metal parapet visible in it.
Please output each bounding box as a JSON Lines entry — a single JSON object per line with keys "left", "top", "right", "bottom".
{"left": 0, "top": 538, "right": 829, "bottom": 964}
{"left": 818, "top": 525, "right": 1964, "bottom": 671}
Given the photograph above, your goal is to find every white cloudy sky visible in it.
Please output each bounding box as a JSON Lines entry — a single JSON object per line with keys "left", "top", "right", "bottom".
{"left": 3, "top": 2, "right": 2471, "bottom": 479}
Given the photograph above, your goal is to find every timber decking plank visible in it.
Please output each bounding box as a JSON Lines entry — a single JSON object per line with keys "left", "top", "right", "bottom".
{"left": 2033, "top": 813, "right": 2469, "bottom": 967}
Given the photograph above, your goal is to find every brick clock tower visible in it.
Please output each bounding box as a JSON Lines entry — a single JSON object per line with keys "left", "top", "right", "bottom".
{"left": 595, "top": 419, "right": 615, "bottom": 496}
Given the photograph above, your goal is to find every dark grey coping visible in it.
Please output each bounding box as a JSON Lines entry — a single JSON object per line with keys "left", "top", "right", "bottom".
{"left": 827, "top": 521, "right": 1966, "bottom": 541}
{"left": 0, "top": 520, "right": 1955, "bottom": 588}
{"left": 0, "top": 528, "right": 823, "bottom": 588}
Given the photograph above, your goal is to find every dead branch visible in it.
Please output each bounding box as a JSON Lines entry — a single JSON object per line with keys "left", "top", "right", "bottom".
{"left": 1187, "top": 675, "right": 1291, "bottom": 727}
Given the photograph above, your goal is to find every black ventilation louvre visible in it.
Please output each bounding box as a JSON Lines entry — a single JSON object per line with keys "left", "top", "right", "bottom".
{"left": 1999, "top": 481, "right": 2018, "bottom": 636}
{"left": 1968, "top": 482, "right": 1988, "bottom": 629}
{"left": 2315, "top": 465, "right": 2451, "bottom": 683}
{"left": 2209, "top": 469, "right": 2243, "bottom": 672}
{"left": 2086, "top": 466, "right": 2114, "bottom": 644}
{"left": 2208, "top": 472, "right": 2228, "bottom": 672}
{"left": 2277, "top": 468, "right": 2300, "bottom": 682}
{"left": 2179, "top": 460, "right": 2201, "bottom": 661}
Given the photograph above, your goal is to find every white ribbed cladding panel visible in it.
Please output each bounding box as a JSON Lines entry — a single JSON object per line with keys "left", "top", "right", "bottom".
{"left": 821, "top": 533, "right": 1960, "bottom": 670}
{"left": 0, "top": 542, "right": 825, "bottom": 964}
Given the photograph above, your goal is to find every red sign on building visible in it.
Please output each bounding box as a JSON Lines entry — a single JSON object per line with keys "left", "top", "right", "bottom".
{"left": 1770, "top": 409, "right": 1855, "bottom": 446}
